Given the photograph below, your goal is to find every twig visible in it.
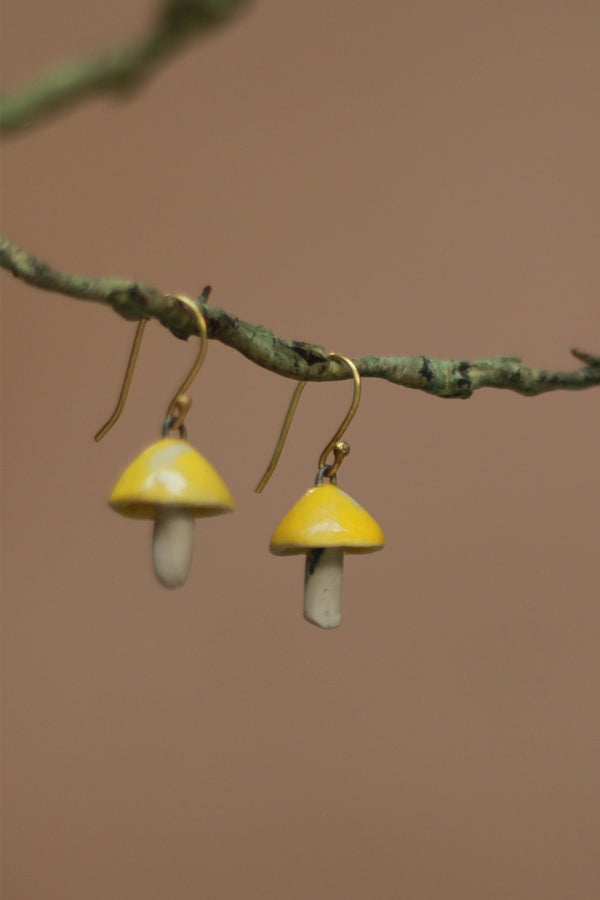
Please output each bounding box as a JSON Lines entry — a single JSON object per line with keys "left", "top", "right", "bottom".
{"left": 0, "top": 0, "right": 251, "bottom": 132}
{"left": 2, "top": 233, "right": 599, "bottom": 398}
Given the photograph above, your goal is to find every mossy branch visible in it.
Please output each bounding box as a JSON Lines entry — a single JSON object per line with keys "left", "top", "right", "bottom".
{"left": 2, "top": 234, "right": 599, "bottom": 398}
{"left": 0, "top": 0, "right": 251, "bottom": 132}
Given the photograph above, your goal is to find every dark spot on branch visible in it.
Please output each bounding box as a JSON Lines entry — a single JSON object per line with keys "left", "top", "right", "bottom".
{"left": 419, "top": 356, "right": 434, "bottom": 381}
{"left": 205, "top": 307, "right": 237, "bottom": 339}
{"left": 30, "top": 255, "right": 50, "bottom": 281}
{"left": 109, "top": 283, "right": 151, "bottom": 321}
{"left": 290, "top": 341, "right": 328, "bottom": 365}
{"left": 128, "top": 283, "right": 147, "bottom": 304}
{"left": 456, "top": 360, "right": 472, "bottom": 391}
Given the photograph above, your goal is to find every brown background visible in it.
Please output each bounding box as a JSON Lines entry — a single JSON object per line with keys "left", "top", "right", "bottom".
{"left": 2, "top": 1, "right": 599, "bottom": 897}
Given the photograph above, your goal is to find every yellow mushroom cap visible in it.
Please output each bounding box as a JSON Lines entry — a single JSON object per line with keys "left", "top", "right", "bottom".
{"left": 109, "top": 437, "right": 235, "bottom": 519}
{"left": 269, "top": 483, "right": 385, "bottom": 555}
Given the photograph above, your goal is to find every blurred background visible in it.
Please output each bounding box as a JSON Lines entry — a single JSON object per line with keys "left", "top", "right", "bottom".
{"left": 2, "top": 1, "right": 599, "bottom": 897}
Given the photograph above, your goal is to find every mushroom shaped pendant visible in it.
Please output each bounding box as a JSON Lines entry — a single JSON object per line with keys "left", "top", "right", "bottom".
{"left": 269, "top": 483, "right": 384, "bottom": 628}
{"left": 109, "top": 437, "right": 234, "bottom": 587}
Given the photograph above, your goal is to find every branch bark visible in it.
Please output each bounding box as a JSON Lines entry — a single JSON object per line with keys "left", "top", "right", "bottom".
{"left": 0, "top": 0, "right": 251, "bottom": 132}
{"left": 2, "top": 234, "right": 599, "bottom": 398}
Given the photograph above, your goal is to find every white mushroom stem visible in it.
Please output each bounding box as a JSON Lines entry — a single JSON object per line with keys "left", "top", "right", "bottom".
{"left": 303, "top": 547, "right": 344, "bottom": 629}
{"left": 152, "top": 506, "right": 195, "bottom": 588}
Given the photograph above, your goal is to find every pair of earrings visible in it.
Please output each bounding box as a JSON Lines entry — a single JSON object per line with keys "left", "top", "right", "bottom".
{"left": 96, "top": 295, "right": 384, "bottom": 628}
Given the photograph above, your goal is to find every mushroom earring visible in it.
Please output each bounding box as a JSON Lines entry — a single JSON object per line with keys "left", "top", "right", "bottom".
{"left": 95, "top": 293, "right": 234, "bottom": 588}
{"left": 256, "top": 355, "right": 384, "bottom": 629}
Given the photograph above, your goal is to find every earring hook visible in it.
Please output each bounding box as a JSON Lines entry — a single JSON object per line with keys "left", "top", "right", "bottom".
{"left": 255, "top": 353, "right": 361, "bottom": 492}
{"left": 161, "top": 295, "right": 208, "bottom": 435}
{"left": 94, "top": 294, "right": 208, "bottom": 442}
{"left": 94, "top": 318, "right": 148, "bottom": 442}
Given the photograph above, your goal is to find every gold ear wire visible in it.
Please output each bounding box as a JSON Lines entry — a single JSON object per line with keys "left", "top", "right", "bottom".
{"left": 255, "top": 353, "right": 361, "bottom": 492}
{"left": 94, "top": 319, "right": 148, "bottom": 442}
{"left": 94, "top": 295, "right": 208, "bottom": 442}
{"left": 161, "top": 295, "right": 208, "bottom": 435}
{"left": 316, "top": 354, "right": 361, "bottom": 472}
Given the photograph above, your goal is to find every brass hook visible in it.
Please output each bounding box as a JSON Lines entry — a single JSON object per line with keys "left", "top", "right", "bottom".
{"left": 94, "top": 294, "right": 208, "bottom": 441}
{"left": 255, "top": 353, "right": 361, "bottom": 492}
{"left": 94, "top": 318, "right": 148, "bottom": 442}
{"left": 162, "top": 295, "right": 208, "bottom": 433}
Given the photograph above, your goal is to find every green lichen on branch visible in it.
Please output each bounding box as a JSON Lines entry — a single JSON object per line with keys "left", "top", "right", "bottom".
{"left": 0, "top": 0, "right": 251, "bottom": 132}
{"left": 2, "top": 233, "right": 599, "bottom": 398}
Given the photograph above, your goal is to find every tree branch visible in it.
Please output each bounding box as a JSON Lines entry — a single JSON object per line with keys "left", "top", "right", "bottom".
{"left": 2, "top": 234, "right": 599, "bottom": 398}
{"left": 0, "top": 0, "right": 251, "bottom": 132}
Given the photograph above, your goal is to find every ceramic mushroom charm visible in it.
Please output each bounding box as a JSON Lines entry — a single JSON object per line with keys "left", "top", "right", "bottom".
{"left": 269, "top": 482, "right": 384, "bottom": 628}
{"left": 109, "top": 436, "right": 234, "bottom": 587}
{"left": 95, "top": 295, "right": 234, "bottom": 588}
{"left": 256, "top": 352, "right": 384, "bottom": 627}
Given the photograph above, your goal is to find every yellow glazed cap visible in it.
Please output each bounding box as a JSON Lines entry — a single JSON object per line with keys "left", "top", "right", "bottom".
{"left": 109, "top": 437, "right": 235, "bottom": 519}
{"left": 270, "top": 483, "right": 385, "bottom": 555}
